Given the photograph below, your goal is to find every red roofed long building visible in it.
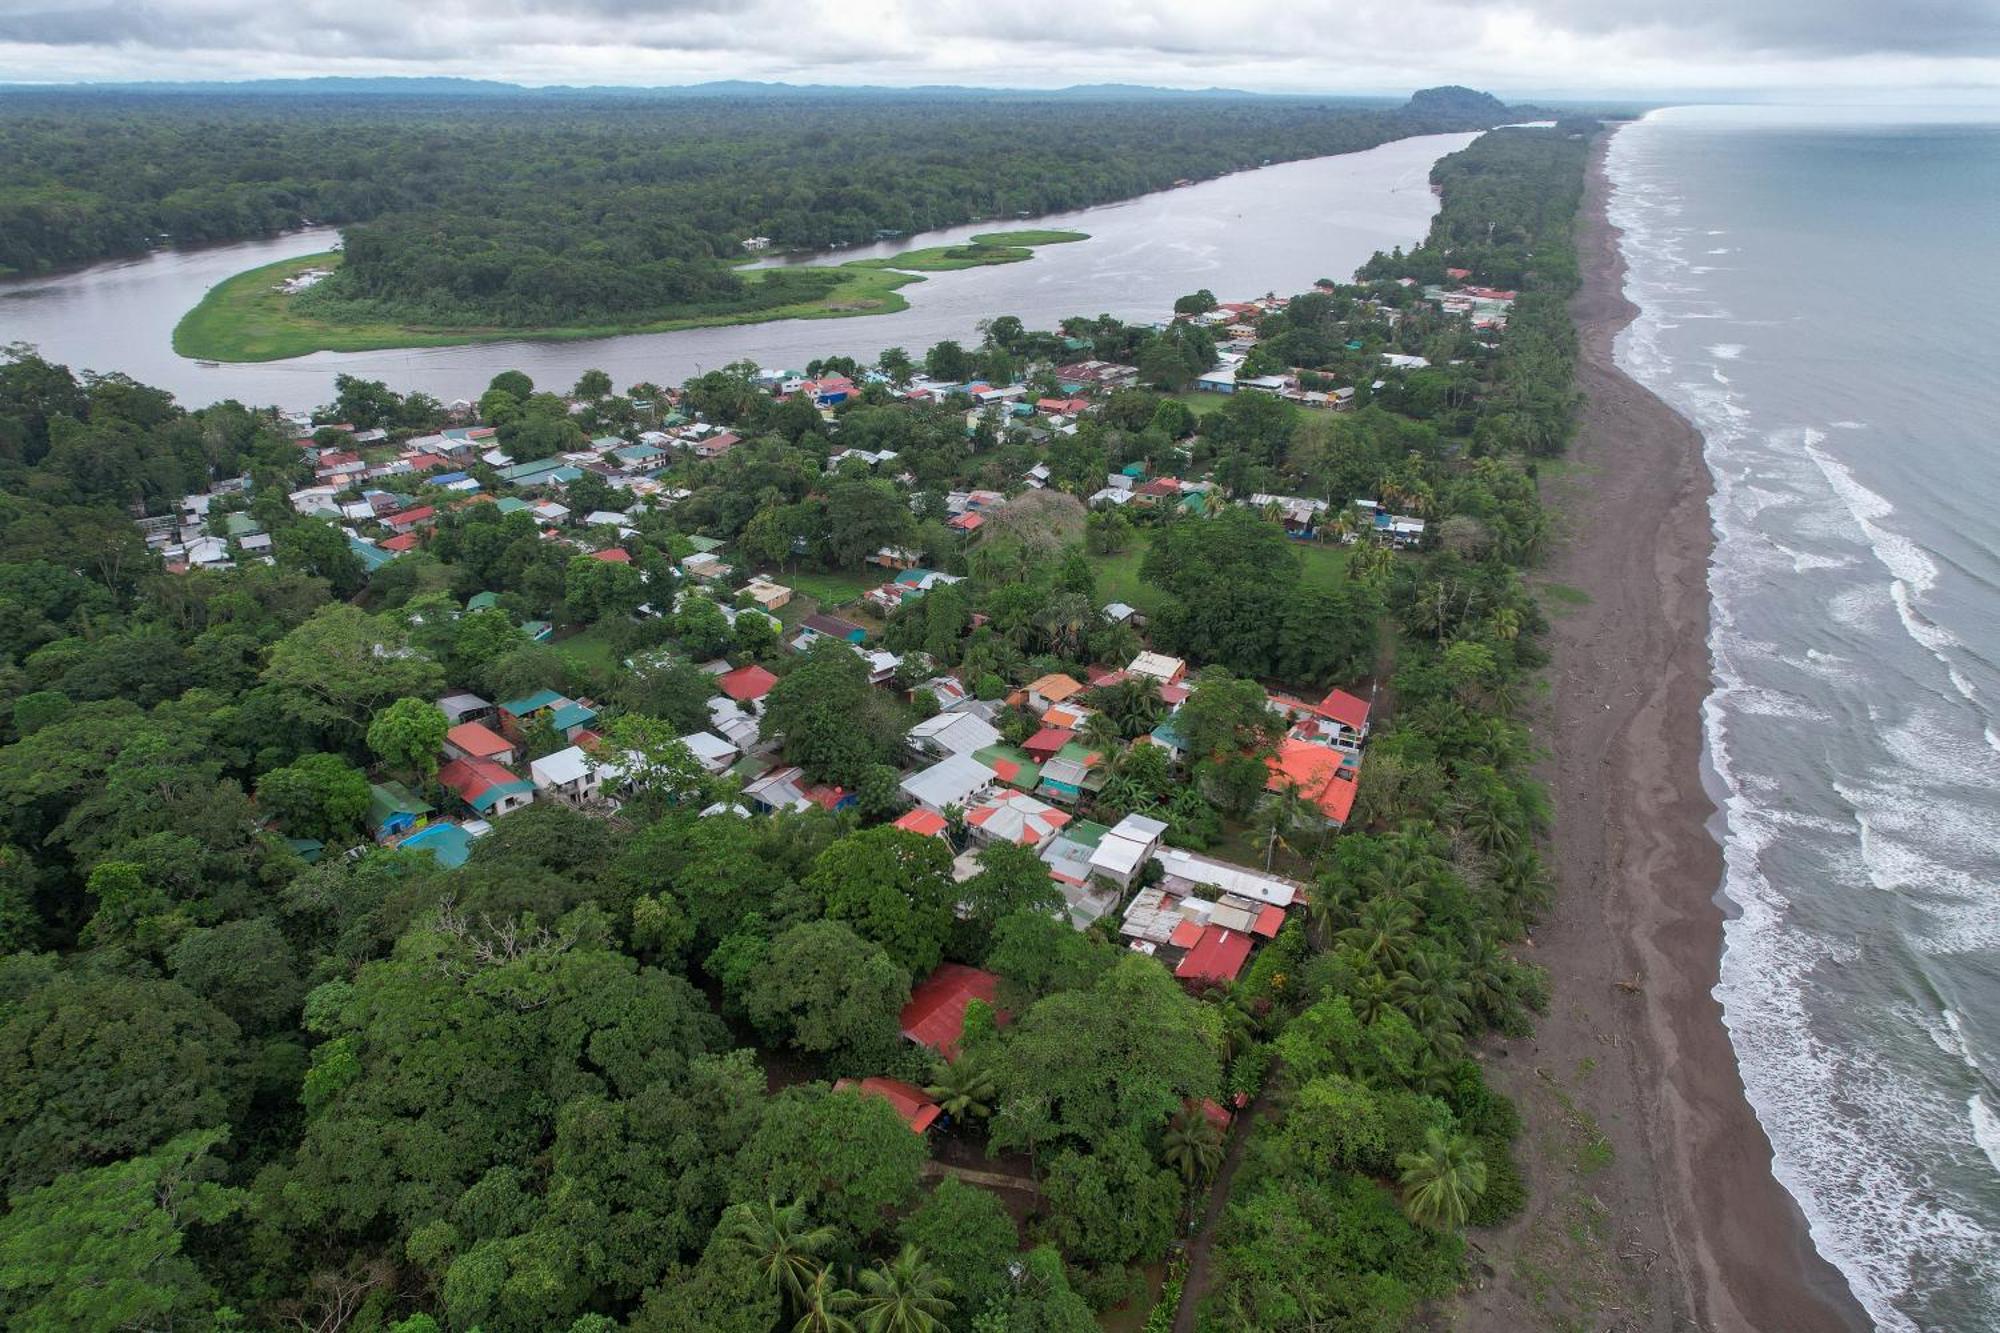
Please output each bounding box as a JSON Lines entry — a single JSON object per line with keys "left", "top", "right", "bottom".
{"left": 832, "top": 1077, "right": 940, "bottom": 1134}
{"left": 900, "top": 963, "right": 1005, "bottom": 1058}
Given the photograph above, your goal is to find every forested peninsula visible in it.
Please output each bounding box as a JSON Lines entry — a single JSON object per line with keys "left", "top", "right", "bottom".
{"left": 4, "top": 84, "right": 1517, "bottom": 349}
{"left": 0, "top": 122, "right": 1592, "bottom": 1332}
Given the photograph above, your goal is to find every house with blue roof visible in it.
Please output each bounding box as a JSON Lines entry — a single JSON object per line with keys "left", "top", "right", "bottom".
{"left": 497, "top": 689, "right": 598, "bottom": 743}
{"left": 400, "top": 822, "right": 475, "bottom": 869}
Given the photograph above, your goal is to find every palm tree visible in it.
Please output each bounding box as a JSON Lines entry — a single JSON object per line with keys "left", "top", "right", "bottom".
{"left": 1162, "top": 1108, "right": 1226, "bottom": 1189}
{"left": 793, "top": 1268, "right": 860, "bottom": 1333}
{"left": 1396, "top": 1129, "right": 1488, "bottom": 1229}
{"left": 1335, "top": 896, "right": 1420, "bottom": 971}
{"left": 720, "top": 1198, "right": 837, "bottom": 1313}
{"left": 1258, "top": 783, "right": 1314, "bottom": 870}
{"left": 925, "top": 1055, "right": 997, "bottom": 1127}
{"left": 1076, "top": 705, "right": 1122, "bottom": 748}
{"left": 848, "top": 1245, "right": 954, "bottom": 1333}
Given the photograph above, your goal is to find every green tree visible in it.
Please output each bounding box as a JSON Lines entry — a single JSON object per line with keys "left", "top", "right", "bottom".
{"left": 804, "top": 827, "right": 958, "bottom": 976}
{"left": 718, "top": 1197, "right": 837, "bottom": 1314}
{"left": 1396, "top": 1128, "right": 1487, "bottom": 1229}
{"left": 744, "top": 921, "right": 911, "bottom": 1068}
{"left": 849, "top": 1244, "right": 954, "bottom": 1333}
{"left": 0, "top": 1128, "right": 243, "bottom": 1333}
{"left": 574, "top": 368, "right": 613, "bottom": 400}
{"left": 925, "top": 1054, "right": 998, "bottom": 1127}
{"left": 1160, "top": 1103, "right": 1225, "bottom": 1188}
{"left": 366, "top": 696, "right": 449, "bottom": 780}
{"left": 601, "top": 714, "right": 706, "bottom": 810}
{"left": 0, "top": 970, "right": 242, "bottom": 1193}
{"left": 254, "top": 751, "right": 371, "bottom": 840}
{"left": 896, "top": 1178, "right": 1014, "bottom": 1329}
{"left": 262, "top": 604, "right": 445, "bottom": 734}
{"left": 729, "top": 1085, "right": 926, "bottom": 1242}
{"left": 273, "top": 515, "right": 365, "bottom": 597}
{"left": 989, "top": 954, "right": 1219, "bottom": 1158}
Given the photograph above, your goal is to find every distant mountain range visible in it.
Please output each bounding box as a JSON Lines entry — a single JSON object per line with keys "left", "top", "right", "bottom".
{"left": 0, "top": 75, "right": 1420, "bottom": 106}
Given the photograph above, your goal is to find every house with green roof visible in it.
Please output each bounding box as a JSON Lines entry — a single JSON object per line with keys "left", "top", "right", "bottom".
{"left": 348, "top": 536, "right": 397, "bottom": 573}
{"left": 497, "top": 689, "right": 598, "bottom": 743}
{"left": 973, "top": 744, "right": 1042, "bottom": 792}
{"left": 495, "top": 497, "right": 531, "bottom": 515}
{"left": 366, "top": 782, "right": 432, "bottom": 840}
{"left": 465, "top": 591, "right": 500, "bottom": 612}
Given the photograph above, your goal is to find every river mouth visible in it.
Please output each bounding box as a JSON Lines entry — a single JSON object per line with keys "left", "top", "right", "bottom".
{"left": 0, "top": 130, "right": 1476, "bottom": 411}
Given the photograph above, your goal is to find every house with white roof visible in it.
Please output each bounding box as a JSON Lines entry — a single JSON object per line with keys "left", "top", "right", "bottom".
{"left": 900, "top": 753, "right": 997, "bottom": 815}
{"left": 907, "top": 710, "right": 1002, "bottom": 760}
{"left": 530, "top": 746, "right": 603, "bottom": 807}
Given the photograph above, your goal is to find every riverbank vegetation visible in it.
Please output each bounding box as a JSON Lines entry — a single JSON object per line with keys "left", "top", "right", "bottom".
{"left": 0, "top": 86, "right": 1515, "bottom": 316}
{"left": 171, "top": 250, "right": 923, "bottom": 362}
{"left": 0, "top": 120, "right": 1590, "bottom": 1332}
{"left": 846, "top": 229, "right": 1089, "bottom": 272}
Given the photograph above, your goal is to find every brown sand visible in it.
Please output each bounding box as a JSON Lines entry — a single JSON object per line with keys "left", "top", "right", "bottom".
{"left": 1460, "top": 131, "right": 1871, "bottom": 1332}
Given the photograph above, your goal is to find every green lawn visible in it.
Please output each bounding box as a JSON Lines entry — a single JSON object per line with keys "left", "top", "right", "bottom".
{"left": 1169, "top": 391, "right": 1232, "bottom": 419}
{"left": 847, "top": 229, "right": 1088, "bottom": 273}
{"left": 1090, "top": 531, "right": 1349, "bottom": 613}
{"left": 173, "top": 251, "right": 924, "bottom": 363}
{"left": 773, "top": 568, "right": 878, "bottom": 614}
{"left": 551, "top": 624, "right": 623, "bottom": 672}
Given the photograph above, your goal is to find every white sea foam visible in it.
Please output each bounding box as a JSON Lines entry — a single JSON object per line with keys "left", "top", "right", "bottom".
{"left": 1971, "top": 1096, "right": 2000, "bottom": 1176}
{"left": 1609, "top": 121, "right": 2000, "bottom": 1329}
{"left": 1803, "top": 436, "right": 1940, "bottom": 595}
{"left": 1708, "top": 343, "right": 1744, "bottom": 359}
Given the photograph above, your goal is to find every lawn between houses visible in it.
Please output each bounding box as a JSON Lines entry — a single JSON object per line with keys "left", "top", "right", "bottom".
{"left": 172, "top": 250, "right": 924, "bottom": 363}
{"left": 1091, "top": 530, "right": 1352, "bottom": 617}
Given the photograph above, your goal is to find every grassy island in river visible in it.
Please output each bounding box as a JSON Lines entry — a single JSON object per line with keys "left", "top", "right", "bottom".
{"left": 171, "top": 229, "right": 1087, "bottom": 363}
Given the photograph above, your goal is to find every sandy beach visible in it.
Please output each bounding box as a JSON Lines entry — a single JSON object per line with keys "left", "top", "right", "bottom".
{"left": 1459, "top": 130, "right": 1871, "bottom": 1332}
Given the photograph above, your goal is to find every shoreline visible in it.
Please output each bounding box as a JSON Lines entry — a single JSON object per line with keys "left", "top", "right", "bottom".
{"left": 1464, "top": 129, "right": 1870, "bottom": 1330}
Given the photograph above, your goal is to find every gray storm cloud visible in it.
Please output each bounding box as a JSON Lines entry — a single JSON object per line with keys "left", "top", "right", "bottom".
{"left": 1, "top": 0, "right": 1998, "bottom": 90}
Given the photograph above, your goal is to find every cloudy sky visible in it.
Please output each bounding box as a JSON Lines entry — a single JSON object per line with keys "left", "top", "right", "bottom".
{"left": 3, "top": 0, "right": 1999, "bottom": 97}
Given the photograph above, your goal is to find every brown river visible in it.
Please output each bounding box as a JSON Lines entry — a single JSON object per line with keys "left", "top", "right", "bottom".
{"left": 0, "top": 131, "right": 1477, "bottom": 411}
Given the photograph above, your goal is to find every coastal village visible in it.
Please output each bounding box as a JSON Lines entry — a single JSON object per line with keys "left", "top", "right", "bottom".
{"left": 0, "top": 108, "right": 1602, "bottom": 1330}
{"left": 128, "top": 275, "right": 1504, "bottom": 1040}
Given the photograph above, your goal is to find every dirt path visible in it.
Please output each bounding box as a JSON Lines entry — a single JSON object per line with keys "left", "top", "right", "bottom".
{"left": 1170, "top": 1092, "right": 1270, "bottom": 1333}
{"left": 1459, "top": 129, "right": 1868, "bottom": 1333}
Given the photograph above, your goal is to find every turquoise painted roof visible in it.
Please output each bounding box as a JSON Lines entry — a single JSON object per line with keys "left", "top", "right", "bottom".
{"left": 549, "top": 701, "right": 597, "bottom": 731}
{"left": 466, "top": 591, "right": 500, "bottom": 611}
{"left": 500, "top": 688, "right": 565, "bottom": 716}
{"left": 347, "top": 537, "right": 395, "bottom": 572}
{"left": 495, "top": 497, "right": 530, "bottom": 515}
{"left": 464, "top": 779, "right": 534, "bottom": 815}
{"left": 401, "top": 823, "right": 473, "bottom": 869}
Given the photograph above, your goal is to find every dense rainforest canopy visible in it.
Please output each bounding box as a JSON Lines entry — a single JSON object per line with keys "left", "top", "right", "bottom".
{"left": 0, "top": 87, "right": 1519, "bottom": 326}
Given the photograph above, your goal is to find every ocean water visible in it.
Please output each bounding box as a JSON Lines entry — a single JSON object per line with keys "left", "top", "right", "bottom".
{"left": 1608, "top": 106, "right": 2000, "bottom": 1330}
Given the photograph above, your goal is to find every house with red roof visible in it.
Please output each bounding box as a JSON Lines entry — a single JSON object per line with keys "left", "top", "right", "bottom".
{"left": 833, "top": 1077, "right": 940, "bottom": 1134}
{"left": 443, "top": 720, "right": 516, "bottom": 766}
{"left": 716, "top": 663, "right": 778, "bottom": 705}
{"left": 1267, "top": 686, "right": 1371, "bottom": 752}
{"left": 589, "top": 546, "right": 632, "bottom": 564}
{"left": 901, "top": 963, "right": 1006, "bottom": 1058}
{"left": 437, "top": 755, "right": 535, "bottom": 819}
{"left": 965, "top": 788, "right": 1070, "bottom": 849}
{"left": 892, "top": 808, "right": 949, "bottom": 839}
{"left": 1022, "top": 726, "right": 1075, "bottom": 763}
{"left": 1265, "top": 738, "right": 1361, "bottom": 828}
{"left": 378, "top": 532, "right": 421, "bottom": 553}
{"left": 1174, "top": 924, "right": 1253, "bottom": 986}
{"left": 381, "top": 505, "right": 437, "bottom": 533}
